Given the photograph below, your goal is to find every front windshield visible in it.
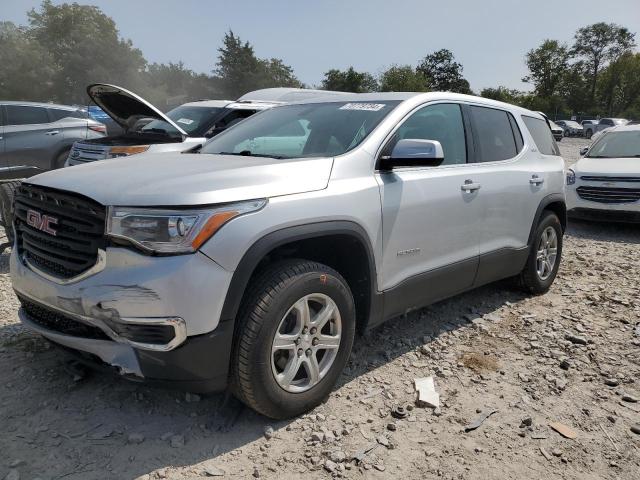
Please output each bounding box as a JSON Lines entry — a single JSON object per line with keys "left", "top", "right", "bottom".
{"left": 587, "top": 130, "right": 640, "bottom": 158}
{"left": 141, "top": 106, "right": 224, "bottom": 137}
{"left": 200, "top": 101, "right": 401, "bottom": 159}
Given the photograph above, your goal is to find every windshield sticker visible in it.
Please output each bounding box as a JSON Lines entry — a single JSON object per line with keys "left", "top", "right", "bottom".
{"left": 177, "top": 118, "right": 194, "bottom": 125}
{"left": 339, "top": 103, "right": 386, "bottom": 112}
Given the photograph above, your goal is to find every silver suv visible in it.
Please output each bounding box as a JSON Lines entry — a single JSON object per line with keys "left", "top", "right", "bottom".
{"left": 10, "top": 93, "right": 566, "bottom": 419}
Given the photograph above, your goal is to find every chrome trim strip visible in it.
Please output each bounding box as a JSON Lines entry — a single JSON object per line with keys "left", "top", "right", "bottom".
{"left": 22, "top": 248, "right": 107, "bottom": 285}
{"left": 15, "top": 289, "right": 187, "bottom": 352}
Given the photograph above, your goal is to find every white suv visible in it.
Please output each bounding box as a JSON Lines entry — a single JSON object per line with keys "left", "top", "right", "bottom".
{"left": 567, "top": 124, "right": 640, "bottom": 222}
{"left": 11, "top": 92, "right": 566, "bottom": 419}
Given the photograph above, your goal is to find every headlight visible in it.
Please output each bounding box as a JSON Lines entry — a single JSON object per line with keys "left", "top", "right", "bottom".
{"left": 108, "top": 145, "right": 150, "bottom": 158}
{"left": 566, "top": 169, "right": 576, "bottom": 185}
{"left": 107, "top": 199, "right": 267, "bottom": 253}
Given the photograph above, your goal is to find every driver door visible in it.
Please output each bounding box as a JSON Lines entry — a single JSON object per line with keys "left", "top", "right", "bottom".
{"left": 376, "top": 103, "right": 481, "bottom": 316}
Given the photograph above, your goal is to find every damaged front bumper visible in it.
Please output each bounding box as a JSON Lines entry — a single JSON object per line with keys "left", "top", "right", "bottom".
{"left": 10, "top": 246, "right": 236, "bottom": 392}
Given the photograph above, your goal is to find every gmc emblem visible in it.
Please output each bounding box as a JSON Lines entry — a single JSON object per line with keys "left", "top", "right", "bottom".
{"left": 26, "top": 209, "right": 58, "bottom": 236}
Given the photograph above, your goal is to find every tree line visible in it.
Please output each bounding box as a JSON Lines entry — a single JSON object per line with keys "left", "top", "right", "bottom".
{"left": 0, "top": 1, "right": 638, "bottom": 119}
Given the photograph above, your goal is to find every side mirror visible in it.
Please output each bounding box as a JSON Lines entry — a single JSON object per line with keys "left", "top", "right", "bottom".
{"left": 381, "top": 139, "right": 444, "bottom": 169}
{"left": 579, "top": 147, "right": 589, "bottom": 156}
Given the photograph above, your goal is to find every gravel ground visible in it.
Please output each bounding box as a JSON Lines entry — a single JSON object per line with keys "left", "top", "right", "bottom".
{"left": 1, "top": 137, "right": 639, "bottom": 480}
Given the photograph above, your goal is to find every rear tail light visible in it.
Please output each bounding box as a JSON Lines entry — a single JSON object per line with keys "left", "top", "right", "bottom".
{"left": 89, "top": 124, "right": 107, "bottom": 134}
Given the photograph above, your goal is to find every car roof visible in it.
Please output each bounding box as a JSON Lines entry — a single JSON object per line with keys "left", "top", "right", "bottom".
{"left": 237, "top": 87, "right": 349, "bottom": 103}
{"left": 179, "top": 100, "right": 234, "bottom": 108}
{"left": 603, "top": 124, "right": 640, "bottom": 133}
{"left": 0, "top": 101, "right": 82, "bottom": 110}
{"left": 283, "top": 91, "right": 542, "bottom": 116}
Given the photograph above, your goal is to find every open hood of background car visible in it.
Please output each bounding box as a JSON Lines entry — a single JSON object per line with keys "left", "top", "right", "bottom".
{"left": 86, "top": 83, "right": 188, "bottom": 136}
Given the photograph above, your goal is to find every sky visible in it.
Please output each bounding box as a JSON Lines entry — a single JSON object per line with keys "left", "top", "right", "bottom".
{"left": 2, "top": 0, "right": 640, "bottom": 92}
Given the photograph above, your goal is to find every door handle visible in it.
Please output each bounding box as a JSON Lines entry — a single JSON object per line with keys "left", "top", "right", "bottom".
{"left": 461, "top": 180, "right": 481, "bottom": 192}
{"left": 45, "top": 130, "right": 60, "bottom": 136}
{"left": 529, "top": 175, "right": 544, "bottom": 186}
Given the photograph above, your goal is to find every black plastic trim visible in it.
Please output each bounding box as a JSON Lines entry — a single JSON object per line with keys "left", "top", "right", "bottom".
{"left": 219, "top": 221, "right": 379, "bottom": 325}
{"left": 527, "top": 193, "right": 566, "bottom": 245}
{"left": 380, "top": 256, "right": 478, "bottom": 322}
{"left": 134, "top": 319, "right": 235, "bottom": 393}
{"left": 0, "top": 166, "right": 42, "bottom": 181}
{"left": 473, "top": 246, "right": 529, "bottom": 287}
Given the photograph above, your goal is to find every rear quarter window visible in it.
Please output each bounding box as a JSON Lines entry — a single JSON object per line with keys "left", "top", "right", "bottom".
{"left": 522, "top": 116, "right": 560, "bottom": 156}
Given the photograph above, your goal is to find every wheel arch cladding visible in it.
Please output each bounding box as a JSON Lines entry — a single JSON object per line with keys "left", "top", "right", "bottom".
{"left": 219, "top": 221, "right": 379, "bottom": 334}
{"left": 528, "top": 194, "right": 566, "bottom": 246}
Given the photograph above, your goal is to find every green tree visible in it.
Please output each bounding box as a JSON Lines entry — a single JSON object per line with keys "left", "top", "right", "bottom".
{"left": 0, "top": 21, "right": 55, "bottom": 101}
{"left": 417, "top": 49, "right": 471, "bottom": 93}
{"left": 27, "top": 0, "right": 147, "bottom": 104}
{"left": 379, "top": 65, "right": 429, "bottom": 92}
{"left": 214, "top": 31, "right": 302, "bottom": 98}
{"left": 571, "top": 22, "right": 636, "bottom": 103}
{"left": 597, "top": 52, "right": 640, "bottom": 116}
{"left": 480, "top": 86, "right": 524, "bottom": 105}
{"left": 321, "top": 67, "right": 378, "bottom": 92}
{"left": 523, "top": 40, "right": 569, "bottom": 98}
{"left": 142, "top": 62, "right": 218, "bottom": 107}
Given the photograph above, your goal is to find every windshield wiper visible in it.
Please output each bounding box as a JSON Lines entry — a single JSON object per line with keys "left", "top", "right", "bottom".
{"left": 217, "top": 151, "right": 288, "bottom": 159}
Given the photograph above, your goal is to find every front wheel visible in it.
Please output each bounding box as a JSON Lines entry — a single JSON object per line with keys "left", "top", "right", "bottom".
{"left": 518, "top": 211, "right": 563, "bottom": 294}
{"left": 231, "top": 259, "right": 356, "bottom": 419}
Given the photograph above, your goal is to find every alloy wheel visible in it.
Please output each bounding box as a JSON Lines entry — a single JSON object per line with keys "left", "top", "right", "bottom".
{"left": 536, "top": 226, "right": 558, "bottom": 281}
{"left": 271, "top": 293, "right": 342, "bottom": 393}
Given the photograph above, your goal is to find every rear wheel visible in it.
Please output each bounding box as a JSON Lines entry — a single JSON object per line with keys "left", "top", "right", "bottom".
{"left": 231, "top": 259, "right": 356, "bottom": 419}
{"left": 0, "top": 181, "right": 21, "bottom": 245}
{"left": 518, "top": 211, "right": 563, "bottom": 294}
{"left": 53, "top": 149, "right": 70, "bottom": 169}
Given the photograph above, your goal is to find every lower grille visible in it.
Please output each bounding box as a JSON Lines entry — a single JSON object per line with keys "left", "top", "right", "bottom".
{"left": 576, "top": 186, "right": 640, "bottom": 204}
{"left": 580, "top": 176, "right": 640, "bottom": 183}
{"left": 14, "top": 184, "right": 106, "bottom": 279}
{"left": 20, "top": 297, "right": 111, "bottom": 341}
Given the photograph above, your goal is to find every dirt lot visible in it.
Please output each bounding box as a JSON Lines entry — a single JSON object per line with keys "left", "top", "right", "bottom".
{"left": 1, "top": 137, "right": 639, "bottom": 480}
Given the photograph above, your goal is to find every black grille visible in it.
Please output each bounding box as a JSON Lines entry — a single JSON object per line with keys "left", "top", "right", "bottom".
{"left": 19, "top": 296, "right": 111, "bottom": 341}
{"left": 576, "top": 186, "right": 640, "bottom": 204}
{"left": 580, "top": 176, "right": 640, "bottom": 183}
{"left": 14, "top": 184, "right": 106, "bottom": 279}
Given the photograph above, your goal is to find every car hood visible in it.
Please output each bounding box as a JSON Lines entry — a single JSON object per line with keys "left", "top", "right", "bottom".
{"left": 26, "top": 153, "right": 334, "bottom": 206}
{"left": 87, "top": 83, "right": 188, "bottom": 136}
{"left": 572, "top": 156, "right": 640, "bottom": 176}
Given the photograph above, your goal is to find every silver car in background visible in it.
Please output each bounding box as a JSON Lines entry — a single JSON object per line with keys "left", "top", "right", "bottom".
{"left": 0, "top": 101, "right": 106, "bottom": 177}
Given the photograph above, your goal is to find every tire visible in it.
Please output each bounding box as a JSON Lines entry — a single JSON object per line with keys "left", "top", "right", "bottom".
{"left": 563, "top": 129, "right": 569, "bottom": 137}
{"left": 231, "top": 259, "right": 356, "bottom": 419}
{"left": 53, "top": 149, "right": 70, "bottom": 169}
{"left": 0, "top": 181, "right": 21, "bottom": 245}
{"left": 585, "top": 129, "right": 593, "bottom": 139}
{"left": 518, "top": 211, "right": 563, "bottom": 294}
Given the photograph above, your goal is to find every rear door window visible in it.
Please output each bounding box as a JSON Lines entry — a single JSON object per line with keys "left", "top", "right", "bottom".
{"left": 470, "top": 106, "right": 518, "bottom": 162}
{"left": 48, "top": 108, "right": 87, "bottom": 122}
{"left": 522, "top": 115, "right": 560, "bottom": 156}
{"left": 5, "top": 105, "right": 50, "bottom": 126}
